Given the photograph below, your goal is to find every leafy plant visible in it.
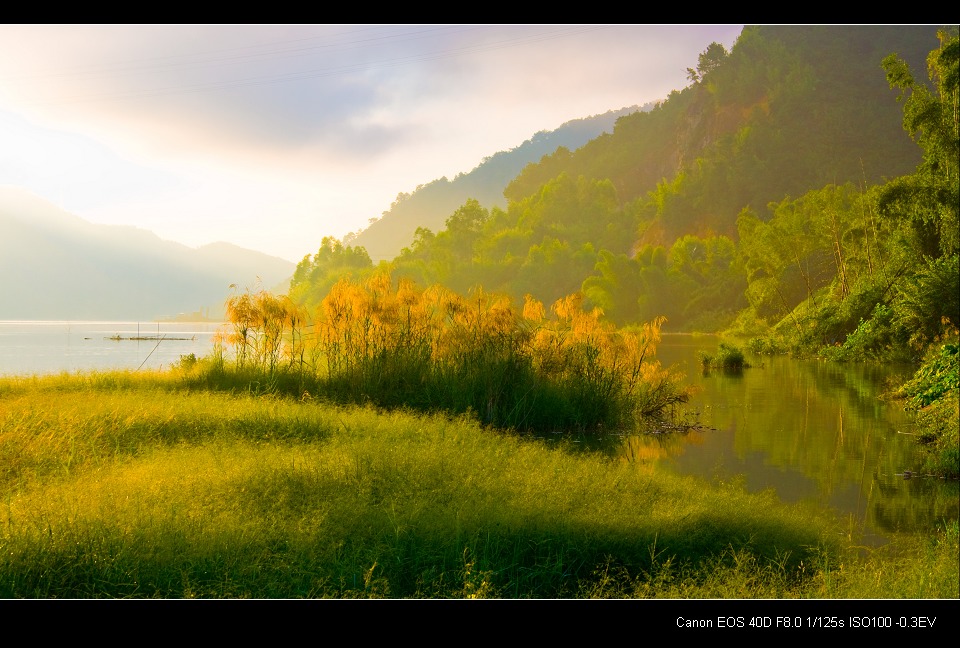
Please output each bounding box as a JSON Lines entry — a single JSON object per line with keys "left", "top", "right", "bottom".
{"left": 898, "top": 343, "right": 960, "bottom": 478}
{"left": 698, "top": 342, "right": 748, "bottom": 370}
{"left": 819, "top": 303, "right": 912, "bottom": 363}
{"left": 900, "top": 343, "right": 960, "bottom": 409}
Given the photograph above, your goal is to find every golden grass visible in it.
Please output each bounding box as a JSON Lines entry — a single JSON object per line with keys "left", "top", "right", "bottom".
{"left": 0, "top": 372, "right": 955, "bottom": 598}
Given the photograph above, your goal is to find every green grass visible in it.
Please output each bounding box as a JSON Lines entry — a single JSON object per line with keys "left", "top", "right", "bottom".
{"left": 0, "top": 371, "right": 956, "bottom": 598}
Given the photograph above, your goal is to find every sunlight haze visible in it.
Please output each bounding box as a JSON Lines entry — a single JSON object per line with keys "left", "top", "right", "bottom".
{"left": 0, "top": 24, "right": 744, "bottom": 263}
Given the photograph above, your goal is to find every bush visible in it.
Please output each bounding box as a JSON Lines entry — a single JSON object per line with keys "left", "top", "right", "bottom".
{"left": 698, "top": 342, "right": 748, "bottom": 370}
{"left": 899, "top": 343, "right": 960, "bottom": 478}
{"left": 819, "top": 303, "right": 913, "bottom": 362}
{"left": 748, "top": 336, "right": 785, "bottom": 355}
{"left": 899, "top": 344, "right": 960, "bottom": 408}
{"left": 914, "top": 393, "right": 959, "bottom": 478}
{"left": 893, "top": 254, "right": 960, "bottom": 350}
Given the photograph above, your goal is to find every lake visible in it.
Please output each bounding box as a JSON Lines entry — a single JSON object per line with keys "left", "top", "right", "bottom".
{"left": 1, "top": 322, "right": 955, "bottom": 544}
{"left": 624, "top": 335, "right": 958, "bottom": 545}
{"left": 0, "top": 320, "right": 222, "bottom": 376}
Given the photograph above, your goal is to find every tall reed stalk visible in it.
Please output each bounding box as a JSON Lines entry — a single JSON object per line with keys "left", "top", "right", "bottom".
{"left": 214, "top": 272, "right": 690, "bottom": 434}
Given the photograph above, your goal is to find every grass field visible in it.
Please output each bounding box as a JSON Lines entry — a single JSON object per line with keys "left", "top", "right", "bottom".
{"left": 0, "top": 370, "right": 956, "bottom": 598}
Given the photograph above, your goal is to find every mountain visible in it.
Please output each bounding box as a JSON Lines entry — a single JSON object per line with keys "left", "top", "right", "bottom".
{"left": 336, "top": 24, "right": 945, "bottom": 329}
{"left": 0, "top": 187, "right": 295, "bottom": 320}
{"left": 344, "top": 105, "right": 647, "bottom": 261}
{"left": 503, "top": 25, "right": 938, "bottom": 243}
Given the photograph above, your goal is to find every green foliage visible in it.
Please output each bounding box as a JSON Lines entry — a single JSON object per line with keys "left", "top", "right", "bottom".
{"left": 629, "top": 26, "right": 933, "bottom": 247}
{"left": 686, "top": 41, "right": 729, "bottom": 84}
{"left": 285, "top": 29, "right": 938, "bottom": 345}
{"left": 581, "top": 522, "right": 959, "bottom": 598}
{"left": 288, "top": 237, "right": 374, "bottom": 313}
{"left": 819, "top": 303, "right": 912, "bottom": 363}
{"left": 900, "top": 343, "right": 960, "bottom": 409}
{"left": 347, "top": 108, "right": 640, "bottom": 262}
{"left": 580, "top": 235, "right": 746, "bottom": 332}
{"left": 719, "top": 29, "right": 960, "bottom": 482}
{"left": 753, "top": 30, "right": 958, "bottom": 365}
{"left": 747, "top": 336, "right": 785, "bottom": 356}
{"left": 739, "top": 184, "right": 886, "bottom": 333}
{"left": 581, "top": 250, "right": 645, "bottom": 325}
{"left": 389, "top": 175, "right": 634, "bottom": 309}
{"left": 892, "top": 253, "right": 960, "bottom": 350}
{"left": 897, "top": 343, "right": 960, "bottom": 478}
{"left": 913, "top": 393, "right": 960, "bottom": 478}
{"left": 698, "top": 342, "right": 748, "bottom": 370}
{"left": 879, "top": 29, "right": 959, "bottom": 258}
{"left": 669, "top": 234, "right": 747, "bottom": 330}
{"left": 175, "top": 353, "right": 198, "bottom": 371}
{"left": 330, "top": 28, "right": 929, "bottom": 345}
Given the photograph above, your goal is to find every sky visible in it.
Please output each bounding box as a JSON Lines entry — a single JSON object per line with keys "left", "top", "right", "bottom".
{"left": 0, "top": 24, "right": 744, "bottom": 263}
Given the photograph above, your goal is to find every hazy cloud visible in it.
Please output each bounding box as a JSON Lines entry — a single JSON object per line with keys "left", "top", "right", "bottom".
{"left": 0, "top": 24, "right": 744, "bottom": 261}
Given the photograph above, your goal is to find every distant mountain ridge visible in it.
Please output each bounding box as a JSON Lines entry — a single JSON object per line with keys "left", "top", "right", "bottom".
{"left": 0, "top": 187, "right": 295, "bottom": 320}
{"left": 345, "top": 105, "right": 649, "bottom": 261}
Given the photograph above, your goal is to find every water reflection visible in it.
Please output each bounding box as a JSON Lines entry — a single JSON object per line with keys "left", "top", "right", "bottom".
{"left": 619, "top": 335, "right": 958, "bottom": 544}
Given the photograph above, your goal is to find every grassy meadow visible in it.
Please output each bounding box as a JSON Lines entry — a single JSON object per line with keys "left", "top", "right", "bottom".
{"left": 0, "top": 369, "right": 956, "bottom": 599}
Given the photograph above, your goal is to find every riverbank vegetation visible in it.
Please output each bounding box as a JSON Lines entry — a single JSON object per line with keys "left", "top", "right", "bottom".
{"left": 896, "top": 344, "right": 960, "bottom": 478}
{"left": 215, "top": 273, "right": 690, "bottom": 436}
{"left": 0, "top": 371, "right": 955, "bottom": 598}
{"left": 737, "top": 29, "right": 958, "bottom": 480}
{"left": 284, "top": 28, "right": 958, "bottom": 478}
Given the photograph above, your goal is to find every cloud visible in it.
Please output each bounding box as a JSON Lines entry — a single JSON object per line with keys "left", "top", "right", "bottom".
{"left": 0, "top": 24, "right": 745, "bottom": 262}
{"left": 1, "top": 25, "right": 741, "bottom": 161}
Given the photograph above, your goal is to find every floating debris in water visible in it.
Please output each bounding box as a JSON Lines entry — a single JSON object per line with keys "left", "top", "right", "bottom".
{"left": 105, "top": 334, "right": 196, "bottom": 341}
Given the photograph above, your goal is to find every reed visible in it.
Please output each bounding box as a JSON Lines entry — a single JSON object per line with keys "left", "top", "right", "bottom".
{"left": 211, "top": 273, "right": 691, "bottom": 436}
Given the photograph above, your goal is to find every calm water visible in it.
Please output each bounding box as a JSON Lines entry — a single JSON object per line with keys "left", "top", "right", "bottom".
{"left": 0, "top": 320, "right": 222, "bottom": 376}
{"left": 625, "top": 335, "right": 958, "bottom": 545}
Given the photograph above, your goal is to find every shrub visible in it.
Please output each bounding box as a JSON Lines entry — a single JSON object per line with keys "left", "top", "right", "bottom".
{"left": 699, "top": 343, "right": 748, "bottom": 370}
{"left": 893, "top": 254, "right": 960, "bottom": 350}
{"left": 819, "top": 303, "right": 912, "bottom": 362}
{"left": 899, "top": 343, "right": 960, "bottom": 478}
{"left": 899, "top": 343, "right": 960, "bottom": 408}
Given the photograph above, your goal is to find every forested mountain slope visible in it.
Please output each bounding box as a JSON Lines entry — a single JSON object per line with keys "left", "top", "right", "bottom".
{"left": 345, "top": 106, "right": 643, "bottom": 262}
{"left": 290, "top": 25, "right": 948, "bottom": 335}
{"left": 503, "top": 25, "right": 936, "bottom": 243}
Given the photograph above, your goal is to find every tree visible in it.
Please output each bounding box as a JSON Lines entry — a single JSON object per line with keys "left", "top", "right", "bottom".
{"left": 288, "top": 236, "right": 373, "bottom": 312}
{"left": 687, "top": 42, "right": 729, "bottom": 84}
{"left": 581, "top": 250, "right": 644, "bottom": 325}
{"left": 879, "top": 29, "right": 959, "bottom": 258}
